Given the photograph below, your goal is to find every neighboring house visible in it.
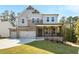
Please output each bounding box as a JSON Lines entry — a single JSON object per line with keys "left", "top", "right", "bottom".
{"left": 0, "top": 12, "right": 16, "bottom": 38}
{"left": 0, "top": 20, "right": 13, "bottom": 37}
{"left": 9, "top": 5, "right": 63, "bottom": 40}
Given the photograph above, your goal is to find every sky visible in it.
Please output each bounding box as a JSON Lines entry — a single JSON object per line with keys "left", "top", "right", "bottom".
{"left": 0, "top": 5, "right": 79, "bottom": 17}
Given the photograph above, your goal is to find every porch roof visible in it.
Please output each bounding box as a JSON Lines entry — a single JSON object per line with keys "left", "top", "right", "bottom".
{"left": 36, "top": 23, "right": 63, "bottom": 27}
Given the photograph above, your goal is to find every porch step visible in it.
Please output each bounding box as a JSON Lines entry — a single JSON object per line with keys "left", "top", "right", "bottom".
{"left": 45, "top": 37, "right": 63, "bottom": 42}
{"left": 36, "top": 37, "right": 44, "bottom": 41}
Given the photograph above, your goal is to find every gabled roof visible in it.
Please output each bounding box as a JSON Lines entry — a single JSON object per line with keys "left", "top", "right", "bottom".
{"left": 26, "top": 5, "right": 40, "bottom": 14}
{"left": 26, "top": 5, "right": 34, "bottom": 10}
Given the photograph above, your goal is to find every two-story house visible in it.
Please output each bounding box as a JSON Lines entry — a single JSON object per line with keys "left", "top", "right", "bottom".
{"left": 9, "top": 6, "right": 63, "bottom": 40}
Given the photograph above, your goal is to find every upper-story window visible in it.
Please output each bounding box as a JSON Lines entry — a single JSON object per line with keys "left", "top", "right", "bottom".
{"left": 51, "top": 17, "right": 54, "bottom": 22}
{"left": 22, "top": 19, "right": 24, "bottom": 23}
{"left": 37, "top": 18, "right": 39, "bottom": 23}
{"left": 32, "top": 18, "right": 35, "bottom": 23}
{"left": 47, "top": 17, "right": 49, "bottom": 22}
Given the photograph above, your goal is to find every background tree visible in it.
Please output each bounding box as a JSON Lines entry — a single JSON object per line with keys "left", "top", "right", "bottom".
{"left": 66, "top": 16, "right": 73, "bottom": 23}
{"left": 0, "top": 10, "right": 16, "bottom": 26}
{"left": 59, "top": 16, "right": 65, "bottom": 23}
{"left": 9, "top": 11, "right": 16, "bottom": 26}
{"left": 60, "top": 16, "right": 77, "bottom": 42}
{"left": 66, "top": 16, "right": 77, "bottom": 42}
{"left": 75, "top": 19, "right": 79, "bottom": 44}
{"left": 72, "top": 16, "right": 78, "bottom": 22}
{"left": 9, "top": 11, "right": 15, "bottom": 21}
{"left": 59, "top": 16, "right": 66, "bottom": 41}
{"left": 2, "top": 10, "right": 9, "bottom": 21}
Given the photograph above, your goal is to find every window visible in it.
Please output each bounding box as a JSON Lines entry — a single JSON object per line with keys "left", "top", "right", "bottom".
{"left": 37, "top": 18, "right": 39, "bottom": 20}
{"left": 22, "top": 19, "right": 24, "bottom": 23}
{"left": 32, "top": 18, "right": 35, "bottom": 23}
{"left": 37, "top": 18, "right": 39, "bottom": 23}
{"left": 47, "top": 17, "right": 49, "bottom": 22}
{"left": 51, "top": 17, "right": 54, "bottom": 22}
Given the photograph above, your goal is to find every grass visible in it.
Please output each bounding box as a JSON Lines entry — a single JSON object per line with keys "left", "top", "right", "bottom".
{"left": 0, "top": 40, "right": 79, "bottom": 54}
{"left": 27, "top": 40, "right": 79, "bottom": 54}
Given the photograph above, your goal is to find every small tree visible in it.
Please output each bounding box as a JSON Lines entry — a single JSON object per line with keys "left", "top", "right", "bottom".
{"left": 59, "top": 16, "right": 65, "bottom": 23}
{"left": 72, "top": 16, "right": 78, "bottom": 22}
{"left": 9, "top": 11, "right": 15, "bottom": 21}
{"left": 61, "top": 16, "right": 77, "bottom": 42}
{"left": 75, "top": 19, "right": 79, "bottom": 44}
{"left": 9, "top": 11, "right": 16, "bottom": 26}
{"left": 2, "top": 10, "right": 9, "bottom": 21}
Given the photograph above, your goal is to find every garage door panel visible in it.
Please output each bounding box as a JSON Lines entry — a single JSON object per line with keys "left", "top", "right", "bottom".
{"left": 19, "top": 31, "right": 36, "bottom": 39}
{"left": 10, "top": 32, "right": 17, "bottom": 38}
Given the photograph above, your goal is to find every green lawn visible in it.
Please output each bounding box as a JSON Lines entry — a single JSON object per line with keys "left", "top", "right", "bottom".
{"left": 0, "top": 40, "right": 78, "bottom": 54}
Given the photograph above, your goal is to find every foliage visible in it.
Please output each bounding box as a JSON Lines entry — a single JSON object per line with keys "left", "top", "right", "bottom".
{"left": 66, "top": 16, "right": 73, "bottom": 23}
{"left": 59, "top": 16, "right": 65, "bottom": 23}
{"left": 75, "top": 20, "right": 79, "bottom": 37}
{"left": 9, "top": 11, "right": 16, "bottom": 26}
{"left": 64, "top": 28, "right": 77, "bottom": 42}
{"left": 75, "top": 19, "right": 79, "bottom": 44}
{"left": 66, "top": 16, "right": 78, "bottom": 23}
{"left": 60, "top": 16, "right": 77, "bottom": 43}
{"left": 0, "top": 10, "right": 16, "bottom": 26}
{"left": 0, "top": 10, "right": 16, "bottom": 21}
{"left": 9, "top": 11, "right": 16, "bottom": 22}
{"left": 1, "top": 10, "right": 9, "bottom": 21}
{"left": 72, "top": 16, "right": 78, "bottom": 22}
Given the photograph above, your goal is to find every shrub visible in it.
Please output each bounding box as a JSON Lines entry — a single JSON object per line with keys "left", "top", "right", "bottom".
{"left": 63, "top": 28, "right": 77, "bottom": 43}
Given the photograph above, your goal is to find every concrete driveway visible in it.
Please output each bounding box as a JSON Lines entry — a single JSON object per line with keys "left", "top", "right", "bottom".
{"left": 0, "top": 38, "right": 36, "bottom": 49}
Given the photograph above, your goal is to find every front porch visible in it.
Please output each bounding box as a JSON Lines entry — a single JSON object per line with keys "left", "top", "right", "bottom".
{"left": 36, "top": 24, "right": 63, "bottom": 37}
{"left": 36, "top": 24, "right": 63, "bottom": 41}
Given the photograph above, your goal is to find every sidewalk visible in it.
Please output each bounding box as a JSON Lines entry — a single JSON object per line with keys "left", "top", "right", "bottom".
{"left": 65, "top": 41, "right": 79, "bottom": 48}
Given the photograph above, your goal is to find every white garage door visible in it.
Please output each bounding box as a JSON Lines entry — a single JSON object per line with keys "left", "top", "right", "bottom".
{"left": 19, "top": 31, "right": 36, "bottom": 39}
{"left": 10, "top": 31, "right": 17, "bottom": 38}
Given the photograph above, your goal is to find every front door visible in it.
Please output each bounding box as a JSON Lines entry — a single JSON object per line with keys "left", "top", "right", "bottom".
{"left": 37, "top": 27, "right": 42, "bottom": 37}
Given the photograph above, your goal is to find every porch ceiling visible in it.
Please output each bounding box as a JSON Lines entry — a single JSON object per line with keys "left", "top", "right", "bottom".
{"left": 36, "top": 24, "right": 62, "bottom": 27}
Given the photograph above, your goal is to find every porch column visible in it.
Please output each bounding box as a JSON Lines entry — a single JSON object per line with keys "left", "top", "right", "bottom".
{"left": 36, "top": 27, "right": 38, "bottom": 37}
{"left": 55, "top": 26, "right": 57, "bottom": 35}
{"left": 9, "top": 29, "right": 11, "bottom": 38}
{"left": 42, "top": 26, "right": 44, "bottom": 37}
{"left": 59, "top": 26, "right": 62, "bottom": 36}
{"left": 16, "top": 28, "right": 19, "bottom": 38}
{"left": 56, "top": 26, "right": 62, "bottom": 36}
